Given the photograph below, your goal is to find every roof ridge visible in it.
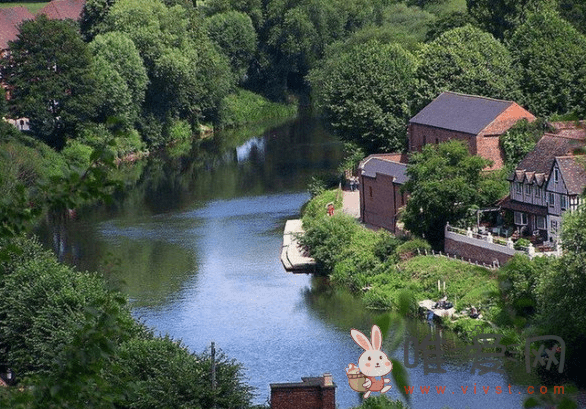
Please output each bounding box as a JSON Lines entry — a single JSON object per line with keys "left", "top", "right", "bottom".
{"left": 441, "top": 91, "right": 515, "bottom": 105}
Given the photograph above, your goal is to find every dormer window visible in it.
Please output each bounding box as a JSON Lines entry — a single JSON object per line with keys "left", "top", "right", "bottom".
{"left": 535, "top": 187, "right": 541, "bottom": 198}
{"left": 554, "top": 168, "right": 559, "bottom": 183}
{"left": 525, "top": 184, "right": 532, "bottom": 195}
{"left": 515, "top": 182, "right": 522, "bottom": 194}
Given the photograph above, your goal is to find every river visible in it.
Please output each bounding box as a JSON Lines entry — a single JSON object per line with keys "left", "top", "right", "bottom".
{"left": 36, "top": 114, "right": 542, "bottom": 408}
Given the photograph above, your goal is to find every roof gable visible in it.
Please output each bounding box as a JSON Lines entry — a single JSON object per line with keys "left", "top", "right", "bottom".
{"left": 554, "top": 156, "right": 586, "bottom": 195}
{"left": 409, "top": 92, "right": 514, "bottom": 135}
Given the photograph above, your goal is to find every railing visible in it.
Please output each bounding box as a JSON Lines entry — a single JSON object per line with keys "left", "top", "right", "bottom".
{"left": 445, "top": 223, "right": 561, "bottom": 259}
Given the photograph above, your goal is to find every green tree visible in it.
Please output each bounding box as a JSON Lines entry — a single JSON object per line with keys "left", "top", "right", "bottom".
{"left": 205, "top": 11, "right": 257, "bottom": 82}
{"left": 80, "top": 0, "right": 119, "bottom": 40}
{"left": 415, "top": 25, "right": 520, "bottom": 111}
{"left": 559, "top": 0, "right": 586, "bottom": 34}
{"left": 105, "top": 0, "right": 234, "bottom": 129}
{"left": 308, "top": 41, "right": 418, "bottom": 153}
{"left": 4, "top": 16, "right": 101, "bottom": 149}
{"left": 499, "top": 118, "right": 550, "bottom": 167}
{"left": 466, "top": 0, "right": 556, "bottom": 40}
{"left": 508, "top": 11, "right": 586, "bottom": 117}
{"left": 402, "top": 140, "right": 498, "bottom": 246}
{"left": 425, "top": 10, "right": 478, "bottom": 41}
{"left": 89, "top": 32, "right": 149, "bottom": 128}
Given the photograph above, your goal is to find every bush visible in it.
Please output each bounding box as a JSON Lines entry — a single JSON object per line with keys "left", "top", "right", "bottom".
{"left": 514, "top": 238, "right": 531, "bottom": 250}
{"left": 61, "top": 139, "right": 94, "bottom": 170}
{"left": 395, "top": 238, "right": 431, "bottom": 259}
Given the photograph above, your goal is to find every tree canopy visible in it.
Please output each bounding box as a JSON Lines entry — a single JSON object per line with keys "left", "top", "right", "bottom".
{"left": 402, "top": 140, "right": 502, "bottom": 246}
{"left": 308, "top": 41, "right": 418, "bottom": 153}
{"left": 415, "top": 25, "right": 520, "bottom": 111}
{"left": 508, "top": 11, "right": 586, "bottom": 118}
{"left": 4, "top": 16, "right": 101, "bottom": 149}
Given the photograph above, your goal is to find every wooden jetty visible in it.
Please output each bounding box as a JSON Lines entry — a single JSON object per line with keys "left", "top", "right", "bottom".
{"left": 281, "top": 219, "right": 316, "bottom": 273}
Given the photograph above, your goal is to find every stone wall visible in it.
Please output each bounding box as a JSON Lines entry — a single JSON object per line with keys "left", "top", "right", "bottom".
{"left": 444, "top": 229, "right": 517, "bottom": 267}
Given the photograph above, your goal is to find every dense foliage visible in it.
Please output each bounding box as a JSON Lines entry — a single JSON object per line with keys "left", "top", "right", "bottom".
{"left": 309, "top": 41, "right": 418, "bottom": 152}
{"left": 402, "top": 141, "right": 506, "bottom": 246}
{"left": 508, "top": 11, "right": 586, "bottom": 118}
{"left": 415, "top": 24, "right": 520, "bottom": 111}
{"left": 499, "top": 118, "right": 550, "bottom": 167}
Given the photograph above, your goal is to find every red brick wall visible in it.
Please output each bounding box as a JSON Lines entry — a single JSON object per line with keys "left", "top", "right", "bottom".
{"left": 475, "top": 134, "right": 504, "bottom": 170}
{"left": 444, "top": 237, "right": 514, "bottom": 266}
{"left": 408, "top": 123, "right": 475, "bottom": 153}
{"left": 360, "top": 174, "right": 406, "bottom": 232}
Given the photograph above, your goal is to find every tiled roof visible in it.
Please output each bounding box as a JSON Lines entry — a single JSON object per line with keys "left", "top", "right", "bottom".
{"left": 409, "top": 92, "right": 514, "bottom": 135}
{"left": 0, "top": 7, "right": 34, "bottom": 49}
{"left": 555, "top": 156, "right": 586, "bottom": 195}
{"left": 509, "top": 133, "right": 586, "bottom": 182}
{"left": 38, "top": 0, "right": 85, "bottom": 20}
{"left": 360, "top": 154, "right": 408, "bottom": 184}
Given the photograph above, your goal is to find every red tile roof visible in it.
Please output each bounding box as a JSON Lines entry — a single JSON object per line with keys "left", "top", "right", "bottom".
{"left": 38, "top": 0, "right": 85, "bottom": 21}
{"left": 0, "top": 6, "right": 34, "bottom": 50}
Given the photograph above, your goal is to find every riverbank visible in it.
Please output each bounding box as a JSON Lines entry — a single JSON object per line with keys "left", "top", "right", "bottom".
{"left": 299, "top": 189, "right": 504, "bottom": 338}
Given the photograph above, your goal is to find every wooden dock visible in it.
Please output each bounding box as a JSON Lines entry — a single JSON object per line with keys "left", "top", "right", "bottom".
{"left": 281, "top": 219, "right": 316, "bottom": 273}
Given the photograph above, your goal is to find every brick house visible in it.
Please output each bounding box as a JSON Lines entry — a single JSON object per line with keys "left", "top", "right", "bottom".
{"left": 358, "top": 153, "right": 408, "bottom": 233}
{"left": 408, "top": 92, "right": 536, "bottom": 170}
{"left": 500, "top": 122, "right": 586, "bottom": 244}
{"left": 270, "top": 374, "right": 335, "bottom": 409}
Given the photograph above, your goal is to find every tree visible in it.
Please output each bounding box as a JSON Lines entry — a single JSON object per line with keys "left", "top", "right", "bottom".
{"left": 466, "top": 0, "right": 556, "bottom": 40}
{"left": 104, "top": 0, "right": 234, "bottom": 131}
{"left": 89, "top": 32, "right": 149, "bottom": 128}
{"left": 80, "top": 0, "right": 119, "bottom": 40}
{"left": 559, "top": 0, "right": 586, "bottom": 34}
{"left": 402, "top": 140, "right": 499, "bottom": 246}
{"left": 415, "top": 25, "right": 520, "bottom": 112}
{"left": 508, "top": 11, "right": 586, "bottom": 118}
{"left": 308, "top": 40, "right": 418, "bottom": 153}
{"left": 425, "top": 11, "right": 478, "bottom": 41}
{"left": 499, "top": 118, "right": 550, "bottom": 168}
{"left": 205, "top": 11, "right": 257, "bottom": 82}
{"left": 4, "top": 16, "right": 101, "bottom": 149}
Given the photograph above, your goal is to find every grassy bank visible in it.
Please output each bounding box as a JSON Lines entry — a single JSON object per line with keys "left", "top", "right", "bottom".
{"left": 217, "top": 88, "right": 298, "bottom": 128}
{"left": 300, "top": 190, "right": 501, "bottom": 334}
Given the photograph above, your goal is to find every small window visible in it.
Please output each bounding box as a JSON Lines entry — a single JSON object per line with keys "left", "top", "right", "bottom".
{"left": 535, "top": 187, "right": 541, "bottom": 198}
{"left": 515, "top": 183, "right": 522, "bottom": 194}
{"left": 551, "top": 220, "right": 558, "bottom": 233}
{"left": 554, "top": 168, "right": 559, "bottom": 183}
{"left": 561, "top": 195, "right": 567, "bottom": 210}
{"left": 369, "top": 186, "right": 373, "bottom": 198}
{"left": 548, "top": 192, "right": 555, "bottom": 207}
{"left": 525, "top": 184, "right": 532, "bottom": 195}
{"left": 514, "top": 212, "right": 528, "bottom": 225}
{"left": 536, "top": 216, "right": 546, "bottom": 230}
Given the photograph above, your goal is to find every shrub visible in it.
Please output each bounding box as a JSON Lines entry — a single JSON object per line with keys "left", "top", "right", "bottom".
{"left": 514, "top": 238, "right": 531, "bottom": 250}
{"left": 395, "top": 238, "right": 431, "bottom": 259}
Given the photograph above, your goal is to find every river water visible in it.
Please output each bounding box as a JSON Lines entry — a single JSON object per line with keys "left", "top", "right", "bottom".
{"left": 37, "top": 115, "right": 541, "bottom": 408}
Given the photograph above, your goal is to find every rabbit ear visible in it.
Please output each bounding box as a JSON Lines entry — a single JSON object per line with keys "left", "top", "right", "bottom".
{"left": 371, "top": 325, "right": 382, "bottom": 350}
{"left": 351, "top": 329, "right": 373, "bottom": 351}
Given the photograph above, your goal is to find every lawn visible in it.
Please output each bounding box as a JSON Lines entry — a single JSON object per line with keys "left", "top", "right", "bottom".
{"left": 0, "top": 2, "right": 49, "bottom": 14}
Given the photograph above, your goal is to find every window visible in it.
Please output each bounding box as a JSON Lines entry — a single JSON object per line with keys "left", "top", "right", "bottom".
{"left": 548, "top": 192, "right": 555, "bottom": 207}
{"left": 551, "top": 220, "right": 558, "bottom": 233}
{"left": 369, "top": 186, "right": 373, "bottom": 198}
{"left": 554, "top": 168, "right": 559, "bottom": 183}
{"left": 535, "top": 187, "right": 541, "bottom": 198}
{"left": 525, "top": 184, "right": 532, "bottom": 195}
{"left": 561, "top": 195, "right": 567, "bottom": 210}
{"left": 514, "top": 212, "right": 528, "bottom": 225}
{"left": 536, "top": 216, "right": 546, "bottom": 230}
{"left": 515, "top": 183, "right": 522, "bottom": 194}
